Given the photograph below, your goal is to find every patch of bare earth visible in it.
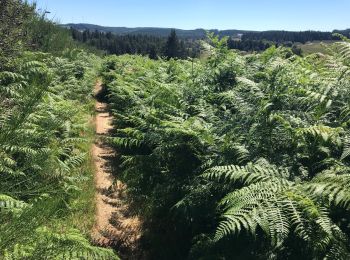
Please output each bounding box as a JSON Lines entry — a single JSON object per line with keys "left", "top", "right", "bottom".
{"left": 91, "top": 81, "right": 142, "bottom": 259}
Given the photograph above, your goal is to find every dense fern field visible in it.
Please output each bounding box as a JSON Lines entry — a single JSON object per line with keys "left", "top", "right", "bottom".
{"left": 0, "top": 49, "right": 118, "bottom": 258}
{"left": 100, "top": 36, "right": 350, "bottom": 259}
{"left": 2, "top": 1, "right": 350, "bottom": 258}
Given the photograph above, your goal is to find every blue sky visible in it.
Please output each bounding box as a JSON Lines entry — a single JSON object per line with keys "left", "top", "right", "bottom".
{"left": 30, "top": 0, "right": 350, "bottom": 31}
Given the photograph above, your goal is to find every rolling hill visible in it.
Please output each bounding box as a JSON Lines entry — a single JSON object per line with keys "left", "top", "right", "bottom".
{"left": 63, "top": 23, "right": 350, "bottom": 42}
{"left": 62, "top": 23, "right": 254, "bottom": 39}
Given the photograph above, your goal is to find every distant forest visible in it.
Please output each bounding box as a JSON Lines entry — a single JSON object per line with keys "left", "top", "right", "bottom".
{"left": 71, "top": 29, "right": 202, "bottom": 59}
{"left": 242, "top": 30, "right": 350, "bottom": 43}
{"left": 229, "top": 29, "right": 350, "bottom": 52}
{"left": 68, "top": 25, "right": 350, "bottom": 57}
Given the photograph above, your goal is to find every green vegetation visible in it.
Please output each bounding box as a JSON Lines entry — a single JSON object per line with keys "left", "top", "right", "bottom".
{"left": 71, "top": 28, "right": 199, "bottom": 59}
{"left": 2, "top": 1, "right": 350, "bottom": 259}
{"left": 100, "top": 36, "right": 350, "bottom": 259}
{"left": 67, "top": 23, "right": 350, "bottom": 55}
{"left": 295, "top": 40, "right": 336, "bottom": 55}
{"left": 0, "top": 1, "right": 118, "bottom": 258}
{"left": 0, "top": 47, "right": 117, "bottom": 259}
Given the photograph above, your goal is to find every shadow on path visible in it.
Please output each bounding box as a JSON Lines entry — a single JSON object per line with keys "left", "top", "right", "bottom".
{"left": 91, "top": 81, "right": 143, "bottom": 260}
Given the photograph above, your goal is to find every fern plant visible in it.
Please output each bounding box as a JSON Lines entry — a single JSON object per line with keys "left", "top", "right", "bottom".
{"left": 100, "top": 36, "right": 350, "bottom": 259}
{"left": 0, "top": 47, "right": 116, "bottom": 258}
{"left": 203, "top": 161, "right": 350, "bottom": 258}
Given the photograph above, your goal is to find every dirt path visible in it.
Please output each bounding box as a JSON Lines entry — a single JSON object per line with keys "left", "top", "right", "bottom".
{"left": 92, "top": 81, "right": 142, "bottom": 259}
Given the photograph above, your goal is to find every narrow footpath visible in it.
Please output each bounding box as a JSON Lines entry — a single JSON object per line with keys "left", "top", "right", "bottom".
{"left": 91, "top": 81, "right": 142, "bottom": 259}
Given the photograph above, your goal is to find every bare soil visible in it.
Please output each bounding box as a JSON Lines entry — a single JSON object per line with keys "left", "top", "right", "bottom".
{"left": 91, "top": 81, "right": 142, "bottom": 259}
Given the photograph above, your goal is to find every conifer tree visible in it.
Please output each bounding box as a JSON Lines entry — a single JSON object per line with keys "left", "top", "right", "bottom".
{"left": 164, "top": 29, "right": 182, "bottom": 59}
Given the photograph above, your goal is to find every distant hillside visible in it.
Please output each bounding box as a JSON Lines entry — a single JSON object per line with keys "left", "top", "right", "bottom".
{"left": 63, "top": 24, "right": 350, "bottom": 42}
{"left": 63, "top": 23, "right": 350, "bottom": 55}
{"left": 333, "top": 28, "right": 350, "bottom": 37}
{"left": 63, "top": 23, "right": 254, "bottom": 39}
{"left": 242, "top": 29, "right": 350, "bottom": 43}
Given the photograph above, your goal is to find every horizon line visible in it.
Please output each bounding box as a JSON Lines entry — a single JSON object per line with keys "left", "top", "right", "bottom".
{"left": 62, "top": 23, "right": 350, "bottom": 33}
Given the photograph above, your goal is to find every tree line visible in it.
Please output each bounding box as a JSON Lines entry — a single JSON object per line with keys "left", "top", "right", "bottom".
{"left": 228, "top": 30, "right": 350, "bottom": 53}
{"left": 242, "top": 30, "right": 348, "bottom": 43}
{"left": 71, "top": 28, "right": 347, "bottom": 57}
{"left": 227, "top": 38, "right": 273, "bottom": 52}
{"left": 71, "top": 28, "right": 202, "bottom": 59}
{"left": 227, "top": 38, "right": 303, "bottom": 55}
